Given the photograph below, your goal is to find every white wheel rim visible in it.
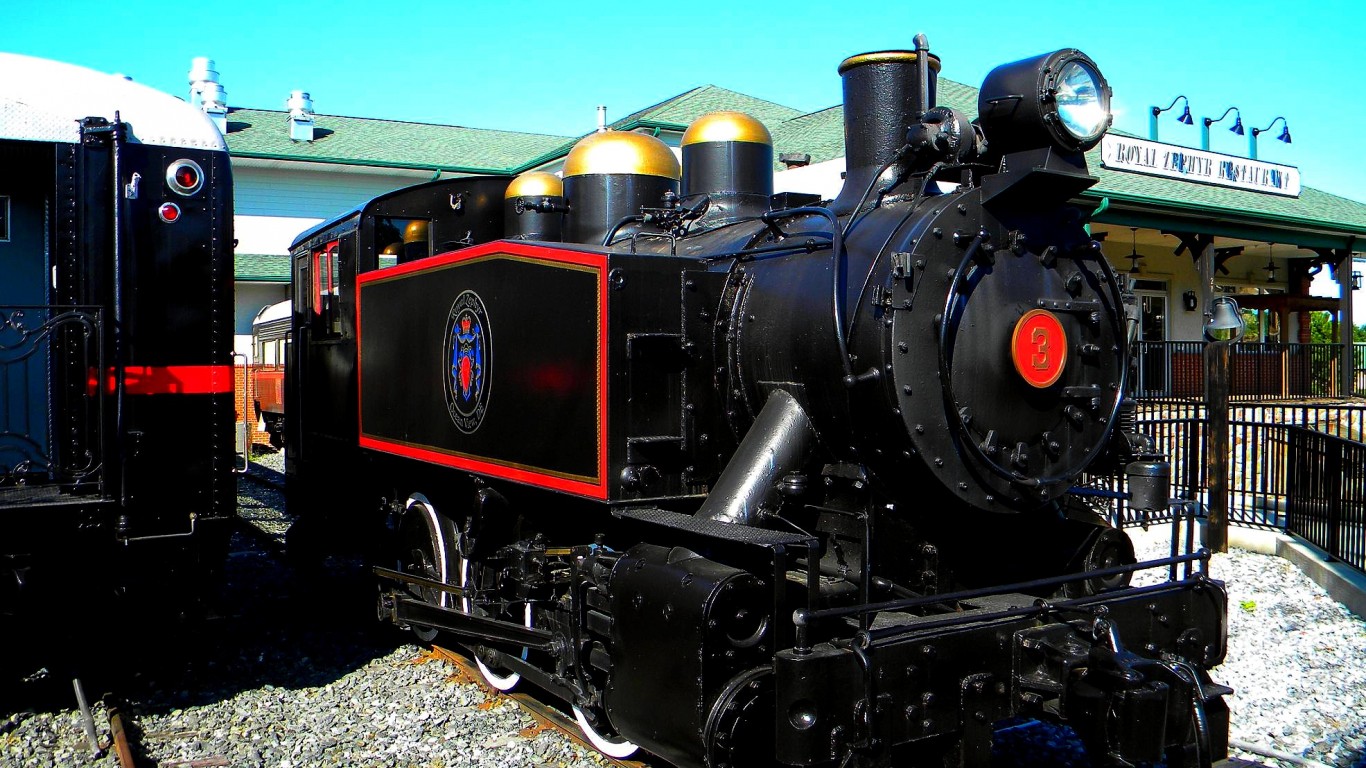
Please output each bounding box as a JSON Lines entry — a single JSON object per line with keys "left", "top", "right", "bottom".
{"left": 573, "top": 705, "right": 639, "bottom": 759}
{"left": 405, "top": 495, "right": 448, "bottom": 610}
{"left": 463, "top": 558, "right": 524, "bottom": 691}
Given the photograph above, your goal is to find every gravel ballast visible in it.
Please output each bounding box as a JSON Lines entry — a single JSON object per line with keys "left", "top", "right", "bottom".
{"left": 4, "top": 455, "right": 1364, "bottom": 767}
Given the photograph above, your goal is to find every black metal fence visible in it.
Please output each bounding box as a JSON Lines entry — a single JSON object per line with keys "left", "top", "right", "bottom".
{"left": 1286, "top": 427, "right": 1366, "bottom": 574}
{"left": 1109, "top": 399, "right": 1366, "bottom": 576}
{"left": 1134, "top": 341, "right": 1366, "bottom": 401}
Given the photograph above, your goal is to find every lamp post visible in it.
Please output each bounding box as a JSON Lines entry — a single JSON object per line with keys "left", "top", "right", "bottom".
{"left": 1200, "top": 107, "right": 1243, "bottom": 151}
{"left": 1249, "top": 116, "right": 1292, "bottom": 160}
{"left": 1204, "top": 296, "right": 1244, "bottom": 553}
{"left": 1149, "top": 95, "right": 1193, "bottom": 141}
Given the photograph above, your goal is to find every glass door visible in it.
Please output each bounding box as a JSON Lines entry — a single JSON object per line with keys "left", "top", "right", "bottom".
{"left": 1136, "top": 290, "right": 1169, "bottom": 397}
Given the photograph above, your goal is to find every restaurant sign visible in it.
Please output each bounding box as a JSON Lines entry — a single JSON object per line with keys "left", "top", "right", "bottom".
{"left": 1100, "top": 135, "right": 1300, "bottom": 198}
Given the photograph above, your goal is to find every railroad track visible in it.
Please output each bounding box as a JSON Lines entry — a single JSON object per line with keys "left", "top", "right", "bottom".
{"left": 69, "top": 680, "right": 145, "bottom": 768}
{"left": 425, "top": 645, "right": 652, "bottom": 768}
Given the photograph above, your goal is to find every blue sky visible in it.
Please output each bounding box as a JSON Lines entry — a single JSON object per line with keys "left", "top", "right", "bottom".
{"left": 5, "top": 0, "right": 1360, "bottom": 200}
{"left": 6, "top": 0, "right": 1365, "bottom": 303}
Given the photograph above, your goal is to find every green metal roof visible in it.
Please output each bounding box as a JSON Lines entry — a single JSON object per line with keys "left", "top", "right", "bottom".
{"left": 767, "top": 76, "right": 1366, "bottom": 249}
{"left": 609, "top": 85, "right": 804, "bottom": 135}
{"left": 222, "top": 77, "right": 1366, "bottom": 252}
{"left": 1080, "top": 140, "right": 1366, "bottom": 247}
{"left": 235, "top": 252, "right": 290, "bottom": 282}
{"left": 224, "top": 108, "right": 574, "bottom": 174}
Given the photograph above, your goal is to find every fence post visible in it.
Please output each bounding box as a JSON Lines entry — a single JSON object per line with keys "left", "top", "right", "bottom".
{"left": 1206, "top": 342, "right": 1232, "bottom": 552}
{"left": 1327, "top": 438, "right": 1342, "bottom": 560}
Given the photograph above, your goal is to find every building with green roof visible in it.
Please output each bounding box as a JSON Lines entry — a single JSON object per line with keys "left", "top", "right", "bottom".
{"left": 212, "top": 60, "right": 1364, "bottom": 398}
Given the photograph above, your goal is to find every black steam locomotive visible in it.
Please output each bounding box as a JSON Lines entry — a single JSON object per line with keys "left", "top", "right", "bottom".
{"left": 286, "top": 38, "right": 1230, "bottom": 767}
{"left": 0, "top": 55, "right": 236, "bottom": 612}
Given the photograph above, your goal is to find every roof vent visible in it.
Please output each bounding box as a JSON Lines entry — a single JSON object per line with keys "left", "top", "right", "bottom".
{"left": 187, "top": 57, "right": 228, "bottom": 134}
{"left": 287, "top": 90, "right": 315, "bottom": 142}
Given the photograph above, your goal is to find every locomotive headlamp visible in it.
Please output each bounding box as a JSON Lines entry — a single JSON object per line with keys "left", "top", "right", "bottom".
{"left": 166, "top": 159, "right": 204, "bottom": 196}
{"left": 977, "top": 49, "right": 1111, "bottom": 155}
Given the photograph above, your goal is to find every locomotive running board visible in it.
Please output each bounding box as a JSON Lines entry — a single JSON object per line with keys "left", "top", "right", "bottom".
{"left": 374, "top": 566, "right": 558, "bottom": 651}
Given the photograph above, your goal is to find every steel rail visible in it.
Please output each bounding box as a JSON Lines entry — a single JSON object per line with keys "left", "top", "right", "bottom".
{"left": 427, "top": 645, "right": 651, "bottom": 768}
{"left": 107, "top": 702, "right": 138, "bottom": 768}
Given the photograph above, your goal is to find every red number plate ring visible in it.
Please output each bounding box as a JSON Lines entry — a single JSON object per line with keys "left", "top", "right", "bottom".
{"left": 1010, "top": 309, "right": 1068, "bottom": 388}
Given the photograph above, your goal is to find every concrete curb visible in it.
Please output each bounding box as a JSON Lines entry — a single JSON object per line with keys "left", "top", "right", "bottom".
{"left": 1229, "top": 527, "right": 1366, "bottom": 620}
{"left": 1131, "top": 526, "right": 1366, "bottom": 620}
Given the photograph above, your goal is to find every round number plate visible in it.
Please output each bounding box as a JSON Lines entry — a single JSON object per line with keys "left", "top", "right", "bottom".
{"left": 1011, "top": 309, "right": 1068, "bottom": 388}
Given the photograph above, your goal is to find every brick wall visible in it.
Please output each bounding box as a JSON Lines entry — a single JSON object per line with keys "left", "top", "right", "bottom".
{"left": 233, "top": 364, "right": 272, "bottom": 447}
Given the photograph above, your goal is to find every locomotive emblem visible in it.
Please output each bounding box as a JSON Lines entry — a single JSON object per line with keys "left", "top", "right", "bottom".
{"left": 443, "top": 290, "right": 491, "bottom": 433}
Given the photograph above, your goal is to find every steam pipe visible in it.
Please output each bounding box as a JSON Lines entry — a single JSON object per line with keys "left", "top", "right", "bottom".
{"left": 694, "top": 390, "right": 817, "bottom": 526}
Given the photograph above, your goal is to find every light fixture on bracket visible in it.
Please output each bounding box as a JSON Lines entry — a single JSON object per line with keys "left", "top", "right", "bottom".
{"left": 1127, "top": 227, "right": 1141, "bottom": 274}
{"left": 1201, "top": 106, "right": 1243, "bottom": 150}
{"left": 1249, "top": 116, "right": 1291, "bottom": 160}
{"left": 1149, "top": 95, "right": 1193, "bottom": 141}
{"left": 1263, "top": 243, "right": 1277, "bottom": 283}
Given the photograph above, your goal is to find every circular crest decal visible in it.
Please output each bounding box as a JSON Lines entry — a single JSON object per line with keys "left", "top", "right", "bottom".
{"left": 1010, "top": 309, "right": 1068, "bottom": 388}
{"left": 444, "top": 290, "right": 492, "bottom": 434}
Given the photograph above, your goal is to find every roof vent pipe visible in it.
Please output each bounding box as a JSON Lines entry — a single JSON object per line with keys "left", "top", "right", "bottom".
{"left": 188, "top": 57, "right": 228, "bottom": 134}
{"left": 287, "top": 90, "right": 315, "bottom": 142}
{"left": 597, "top": 105, "right": 607, "bottom": 133}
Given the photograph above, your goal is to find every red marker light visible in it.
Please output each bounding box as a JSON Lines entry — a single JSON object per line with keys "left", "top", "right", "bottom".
{"left": 166, "top": 159, "right": 205, "bottom": 196}
{"left": 159, "top": 202, "right": 181, "bottom": 223}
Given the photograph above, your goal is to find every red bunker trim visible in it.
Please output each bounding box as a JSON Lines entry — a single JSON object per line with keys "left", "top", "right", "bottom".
{"left": 356, "top": 240, "right": 611, "bottom": 501}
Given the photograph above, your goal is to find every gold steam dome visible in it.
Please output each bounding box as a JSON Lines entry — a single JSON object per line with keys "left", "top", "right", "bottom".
{"left": 678, "top": 111, "right": 774, "bottom": 218}
{"left": 681, "top": 111, "right": 772, "bottom": 147}
{"left": 403, "top": 220, "right": 429, "bottom": 243}
{"left": 505, "top": 171, "right": 564, "bottom": 199}
{"left": 563, "top": 131, "right": 681, "bottom": 180}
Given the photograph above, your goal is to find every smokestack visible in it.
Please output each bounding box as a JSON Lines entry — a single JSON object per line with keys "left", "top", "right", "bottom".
{"left": 287, "top": 90, "right": 315, "bottom": 142}
{"left": 187, "top": 57, "right": 228, "bottom": 134}
{"left": 830, "top": 43, "right": 940, "bottom": 215}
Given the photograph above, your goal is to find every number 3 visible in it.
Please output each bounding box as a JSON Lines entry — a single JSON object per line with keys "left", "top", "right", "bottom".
{"left": 1031, "top": 327, "right": 1050, "bottom": 370}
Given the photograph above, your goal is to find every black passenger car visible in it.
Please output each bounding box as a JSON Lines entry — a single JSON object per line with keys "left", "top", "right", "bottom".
{"left": 0, "top": 54, "right": 236, "bottom": 610}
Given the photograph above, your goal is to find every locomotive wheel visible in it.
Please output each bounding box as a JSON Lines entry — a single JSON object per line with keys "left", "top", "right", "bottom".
{"left": 459, "top": 556, "right": 527, "bottom": 691}
{"left": 397, "top": 495, "right": 457, "bottom": 644}
{"left": 1062, "top": 527, "right": 1136, "bottom": 598}
{"left": 572, "top": 704, "right": 639, "bottom": 759}
{"left": 703, "top": 666, "right": 775, "bottom": 768}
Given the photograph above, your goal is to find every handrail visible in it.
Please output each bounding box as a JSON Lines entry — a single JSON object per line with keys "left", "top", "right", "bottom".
{"left": 233, "top": 351, "right": 250, "bottom": 474}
